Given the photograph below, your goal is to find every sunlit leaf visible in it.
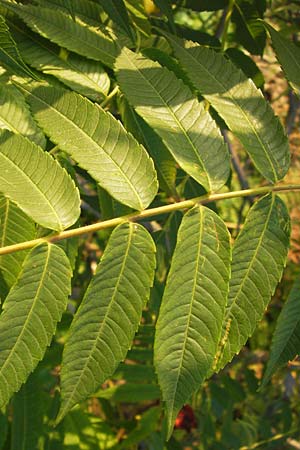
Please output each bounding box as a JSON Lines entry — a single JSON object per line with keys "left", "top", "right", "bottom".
{"left": 116, "top": 47, "right": 230, "bottom": 192}
{"left": 17, "top": 82, "right": 158, "bottom": 210}
{"left": 163, "top": 32, "right": 290, "bottom": 183}
{"left": 0, "top": 130, "right": 80, "bottom": 231}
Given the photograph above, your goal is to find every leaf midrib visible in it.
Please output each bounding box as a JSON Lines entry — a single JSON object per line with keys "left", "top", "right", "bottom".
{"left": 168, "top": 207, "right": 207, "bottom": 417}
{"left": 222, "top": 195, "right": 274, "bottom": 348}
{"left": 0, "top": 244, "right": 51, "bottom": 379}
{"left": 20, "top": 5, "right": 115, "bottom": 64}
{"left": 61, "top": 224, "right": 134, "bottom": 416}
{"left": 169, "top": 37, "right": 278, "bottom": 181}
{"left": 0, "top": 150, "right": 62, "bottom": 229}
{"left": 13, "top": 23, "right": 107, "bottom": 92}
{"left": 18, "top": 84, "right": 143, "bottom": 210}
{"left": 121, "top": 50, "right": 211, "bottom": 190}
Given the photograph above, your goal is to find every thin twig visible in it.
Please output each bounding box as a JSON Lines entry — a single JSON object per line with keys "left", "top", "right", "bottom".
{"left": 1, "top": 184, "right": 300, "bottom": 256}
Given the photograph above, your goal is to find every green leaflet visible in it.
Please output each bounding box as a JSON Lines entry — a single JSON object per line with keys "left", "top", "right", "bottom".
{"left": 11, "top": 372, "right": 43, "bottom": 450}
{"left": 0, "top": 14, "right": 34, "bottom": 78}
{"left": 9, "top": 3, "right": 119, "bottom": 68}
{"left": 265, "top": 22, "right": 300, "bottom": 94}
{"left": 98, "top": 0, "right": 134, "bottom": 41}
{"left": 231, "top": 1, "right": 266, "bottom": 55}
{"left": 18, "top": 82, "right": 158, "bottom": 210}
{"left": 0, "top": 83, "right": 46, "bottom": 148}
{"left": 115, "top": 47, "right": 230, "bottom": 193}
{"left": 124, "top": 0, "right": 151, "bottom": 37}
{"left": 0, "top": 130, "right": 80, "bottom": 231}
{"left": 162, "top": 32, "right": 290, "bottom": 183}
{"left": 261, "top": 276, "right": 300, "bottom": 388}
{"left": 0, "top": 243, "right": 71, "bottom": 409}
{"left": 33, "top": 0, "right": 104, "bottom": 27}
{"left": 215, "top": 194, "right": 290, "bottom": 371}
{"left": 119, "top": 96, "right": 177, "bottom": 198}
{"left": 11, "top": 23, "right": 110, "bottom": 101}
{"left": 0, "top": 196, "right": 36, "bottom": 289}
{"left": 57, "top": 222, "right": 156, "bottom": 422}
{"left": 154, "top": 205, "right": 231, "bottom": 438}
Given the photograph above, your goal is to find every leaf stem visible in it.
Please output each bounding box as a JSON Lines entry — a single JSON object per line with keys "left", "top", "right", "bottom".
{"left": 221, "top": 0, "right": 235, "bottom": 51}
{"left": 100, "top": 85, "right": 119, "bottom": 108}
{"left": 0, "top": 184, "right": 300, "bottom": 256}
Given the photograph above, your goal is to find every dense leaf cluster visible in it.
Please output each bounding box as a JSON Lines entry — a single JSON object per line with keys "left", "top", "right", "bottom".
{"left": 0, "top": 0, "right": 299, "bottom": 447}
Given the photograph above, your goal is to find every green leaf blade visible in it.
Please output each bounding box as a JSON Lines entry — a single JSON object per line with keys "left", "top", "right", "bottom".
{"left": 11, "top": 371, "right": 44, "bottom": 450}
{"left": 98, "top": 0, "right": 134, "bottom": 41}
{"left": 12, "top": 4, "right": 118, "bottom": 68}
{"left": 0, "top": 14, "right": 34, "bottom": 78}
{"left": 0, "top": 196, "right": 36, "bottom": 290}
{"left": 0, "top": 130, "right": 80, "bottom": 231}
{"left": 12, "top": 24, "right": 110, "bottom": 101}
{"left": 265, "top": 22, "right": 300, "bottom": 94}
{"left": 154, "top": 205, "right": 231, "bottom": 437}
{"left": 18, "top": 83, "right": 158, "bottom": 210}
{"left": 216, "top": 194, "right": 290, "bottom": 371}
{"left": 261, "top": 276, "right": 300, "bottom": 388}
{"left": 0, "top": 83, "right": 46, "bottom": 148}
{"left": 163, "top": 34, "right": 290, "bottom": 183}
{"left": 58, "top": 222, "right": 156, "bottom": 421}
{"left": 115, "top": 47, "right": 230, "bottom": 193}
{"left": 0, "top": 242, "right": 71, "bottom": 408}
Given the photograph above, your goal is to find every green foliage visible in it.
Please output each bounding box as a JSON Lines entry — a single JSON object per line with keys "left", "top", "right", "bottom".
{"left": 58, "top": 222, "right": 156, "bottom": 421}
{"left": 155, "top": 205, "right": 231, "bottom": 437}
{"left": 0, "top": 130, "right": 80, "bottom": 230}
{"left": 161, "top": 31, "right": 290, "bottom": 183}
{"left": 19, "top": 82, "right": 158, "bottom": 210}
{"left": 261, "top": 275, "right": 300, "bottom": 388}
{"left": 0, "top": 243, "right": 71, "bottom": 408}
{"left": 215, "top": 194, "right": 290, "bottom": 371}
{"left": 0, "top": 1, "right": 299, "bottom": 448}
{"left": 264, "top": 22, "right": 300, "bottom": 94}
{"left": 116, "top": 47, "right": 230, "bottom": 192}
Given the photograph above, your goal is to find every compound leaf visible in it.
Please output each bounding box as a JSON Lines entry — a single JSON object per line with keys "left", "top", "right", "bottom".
{"left": 215, "top": 194, "right": 290, "bottom": 371}
{"left": 115, "top": 47, "right": 230, "bottom": 193}
{"left": 0, "top": 243, "right": 71, "bottom": 408}
{"left": 57, "top": 222, "right": 156, "bottom": 421}
{"left": 0, "top": 130, "right": 80, "bottom": 231}
{"left": 163, "top": 33, "right": 290, "bottom": 183}
{"left": 154, "top": 205, "right": 231, "bottom": 437}
{"left": 18, "top": 83, "right": 158, "bottom": 210}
